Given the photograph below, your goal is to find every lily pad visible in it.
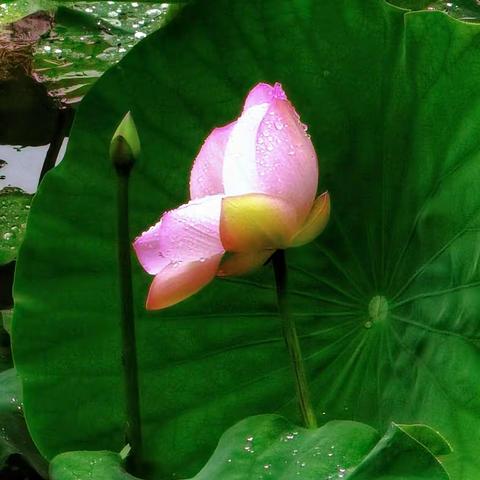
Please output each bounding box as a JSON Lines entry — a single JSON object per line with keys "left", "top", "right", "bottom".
{"left": 1, "top": 310, "right": 12, "bottom": 336}
{"left": 50, "top": 449, "right": 138, "bottom": 480}
{"left": 0, "top": 369, "right": 48, "bottom": 476}
{"left": 390, "top": 0, "right": 480, "bottom": 20}
{"left": 50, "top": 416, "right": 450, "bottom": 480}
{"left": 1, "top": 2, "right": 182, "bottom": 105}
{"left": 0, "top": 311, "right": 12, "bottom": 373}
{"left": 33, "top": 3, "right": 174, "bottom": 104}
{"left": 12, "top": 1, "right": 480, "bottom": 479}
{"left": 0, "top": 188, "right": 32, "bottom": 265}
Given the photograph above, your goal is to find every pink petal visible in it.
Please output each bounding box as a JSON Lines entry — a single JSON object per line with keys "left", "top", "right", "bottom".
{"left": 132, "top": 219, "right": 169, "bottom": 275}
{"left": 217, "top": 250, "right": 273, "bottom": 277}
{"left": 133, "top": 195, "right": 225, "bottom": 275}
{"left": 243, "top": 82, "right": 287, "bottom": 110}
{"left": 223, "top": 83, "right": 318, "bottom": 222}
{"left": 189, "top": 122, "right": 235, "bottom": 200}
{"left": 146, "top": 254, "right": 223, "bottom": 310}
{"left": 222, "top": 102, "right": 270, "bottom": 196}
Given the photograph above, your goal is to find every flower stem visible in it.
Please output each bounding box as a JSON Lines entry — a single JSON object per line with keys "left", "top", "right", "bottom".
{"left": 272, "top": 249, "right": 317, "bottom": 429}
{"left": 116, "top": 167, "right": 143, "bottom": 473}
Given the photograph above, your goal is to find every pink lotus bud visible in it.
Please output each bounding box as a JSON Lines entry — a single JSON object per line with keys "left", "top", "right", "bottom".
{"left": 134, "top": 83, "right": 330, "bottom": 309}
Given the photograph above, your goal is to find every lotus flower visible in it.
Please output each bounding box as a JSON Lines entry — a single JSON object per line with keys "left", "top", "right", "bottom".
{"left": 133, "top": 82, "right": 330, "bottom": 310}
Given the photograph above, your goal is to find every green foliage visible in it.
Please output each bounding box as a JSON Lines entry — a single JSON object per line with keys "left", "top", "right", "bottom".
{"left": 33, "top": 3, "right": 175, "bottom": 104}
{"left": 50, "top": 416, "right": 450, "bottom": 480}
{"left": 0, "top": 312, "right": 12, "bottom": 373}
{"left": 390, "top": 0, "right": 480, "bottom": 19}
{"left": 51, "top": 449, "right": 138, "bottom": 480}
{"left": 188, "top": 416, "right": 451, "bottom": 480}
{"left": 12, "top": 0, "right": 480, "bottom": 479}
{"left": 1, "top": 311, "right": 12, "bottom": 337}
{"left": 0, "top": 3, "right": 178, "bottom": 104}
{"left": 0, "top": 189, "right": 32, "bottom": 265}
{"left": 0, "top": 369, "right": 48, "bottom": 476}
{"left": 0, "top": 1, "right": 55, "bottom": 24}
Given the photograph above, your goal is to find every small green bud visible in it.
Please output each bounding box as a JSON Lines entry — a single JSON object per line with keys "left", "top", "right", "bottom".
{"left": 110, "top": 112, "right": 140, "bottom": 172}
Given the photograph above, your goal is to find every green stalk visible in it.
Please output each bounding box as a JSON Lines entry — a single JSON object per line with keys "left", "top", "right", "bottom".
{"left": 272, "top": 249, "right": 317, "bottom": 429}
{"left": 116, "top": 167, "right": 143, "bottom": 474}
{"left": 111, "top": 113, "right": 143, "bottom": 474}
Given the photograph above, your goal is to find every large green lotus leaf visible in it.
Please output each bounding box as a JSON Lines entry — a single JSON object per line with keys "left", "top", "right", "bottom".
{"left": 12, "top": 1, "right": 480, "bottom": 479}
{"left": 50, "top": 415, "right": 450, "bottom": 480}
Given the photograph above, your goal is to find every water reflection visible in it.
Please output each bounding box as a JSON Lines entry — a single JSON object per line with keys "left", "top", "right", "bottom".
{"left": 0, "top": 140, "right": 67, "bottom": 194}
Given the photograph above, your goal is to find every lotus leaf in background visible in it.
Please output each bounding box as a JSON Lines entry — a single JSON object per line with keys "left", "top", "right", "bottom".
{"left": 0, "top": 369, "right": 48, "bottom": 476}
{"left": 0, "top": 312, "right": 12, "bottom": 372}
{"left": 0, "top": 2, "right": 179, "bottom": 105}
{"left": 51, "top": 450, "right": 139, "bottom": 480}
{"left": 391, "top": 0, "right": 480, "bottom": 20}
{"left": 12, "top": 1, "right": 480, "bottom": 480}
{"left": 49, "top": 415, "right": 451, "bottom": 480}
{"left": 0, "top": 188, "right": 32, "bottom": 265}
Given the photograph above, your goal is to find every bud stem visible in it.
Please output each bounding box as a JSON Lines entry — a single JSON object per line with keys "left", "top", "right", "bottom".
{"left": 116, "top": 162, "right": 143, "bottom": 474}
{"left": 272, "top": 249, "right": 317, "bottom": 429}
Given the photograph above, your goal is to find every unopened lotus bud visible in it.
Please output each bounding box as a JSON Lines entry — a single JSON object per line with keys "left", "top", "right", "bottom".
{"left": 110, "top": 112, "right": 140, "bottom": 173}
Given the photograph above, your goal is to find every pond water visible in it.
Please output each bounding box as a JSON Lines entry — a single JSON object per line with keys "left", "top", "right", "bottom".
{"left": 0, "top": 142, "right": 67, "bottom": 193}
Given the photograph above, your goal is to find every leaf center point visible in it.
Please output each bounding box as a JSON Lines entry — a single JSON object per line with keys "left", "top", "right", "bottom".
{"left": 367, "top": 295, "right": 389, "bottom": 326}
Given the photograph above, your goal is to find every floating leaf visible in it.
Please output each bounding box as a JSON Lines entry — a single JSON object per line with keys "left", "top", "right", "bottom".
{"left": 0, "top": 188, "right": 32, "bottom": 265}
{"left": 0, "top": 369, "right": 48, "bottom": 475}
{"left": 0, "top": 311, "right": 12, "bottom": 373}
{"left": 390, "top": 0, "right": 480, "bottom": 20}
{"left": 1, "top": 2, "right": 181, "bottom": 105}
{"left": 51, "top": 450, "right": 138, "bottom": 480}
{"left": 33, "top": 2, "right": 173, "bottom": 104}
{"left": 1, "top": 310, "right": 12, "bottom": 336}
{"left": 50, "top": 416, "right": 450, "bottom": 480}
{"left": 12, "top": 1, "right": 480, "bottom": 479}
